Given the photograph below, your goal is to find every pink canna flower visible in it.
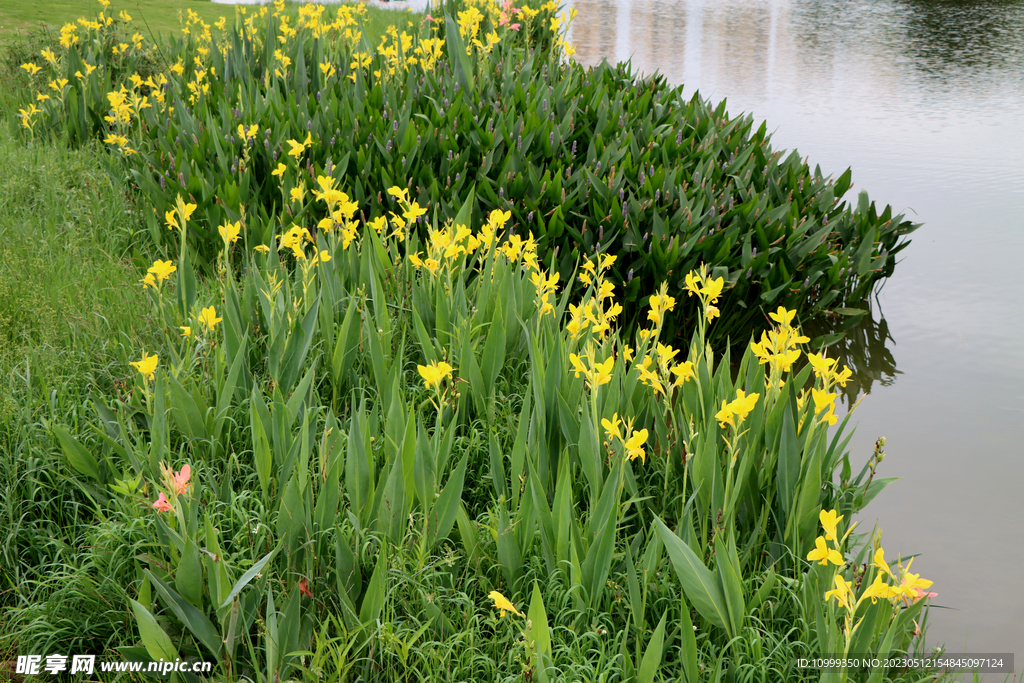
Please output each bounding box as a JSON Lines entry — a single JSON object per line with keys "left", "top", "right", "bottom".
{"left": 171, "top": 464, "right": 192, "bottom": 496}
{"left": 510, "top": 22, "right": 521, "bottom": 30}
{"left": 299, "top": 578, "right": 312, "bottom": 598}
{"left": 425, "top": 13, "right": 434, "bottom": 21}
{"left": 152, "top": 492, "right": 173, "bottom": 512}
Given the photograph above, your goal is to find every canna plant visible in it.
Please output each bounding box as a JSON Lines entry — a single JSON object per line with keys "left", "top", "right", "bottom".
{"left": 19, "top": 5, "right": 939, "bottom": 674}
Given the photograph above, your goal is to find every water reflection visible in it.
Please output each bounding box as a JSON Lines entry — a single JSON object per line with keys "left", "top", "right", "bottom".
{"left": 566, "top": 0, "right": 1024, "bottom": 667}
{"left": 805, "top": 301, "right": 900, "bottom": 406}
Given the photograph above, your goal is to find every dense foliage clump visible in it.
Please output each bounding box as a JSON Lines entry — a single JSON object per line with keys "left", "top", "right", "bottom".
{"left": 15, "top": 0, "right": 917, "bottom": 346}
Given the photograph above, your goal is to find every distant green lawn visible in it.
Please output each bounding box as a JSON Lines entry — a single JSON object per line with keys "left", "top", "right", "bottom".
{"left": 0, "top": 0, "right": 421, "bottom": 42}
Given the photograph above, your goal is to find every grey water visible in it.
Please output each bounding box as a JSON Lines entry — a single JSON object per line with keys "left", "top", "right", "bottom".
{"left": 569, "top": 0, "right": 1024, "bottom": 669}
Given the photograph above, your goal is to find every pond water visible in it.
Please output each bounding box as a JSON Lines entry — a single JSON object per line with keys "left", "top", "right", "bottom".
{"left": 569, "top": 0, "right": 1024, "bottom": 669}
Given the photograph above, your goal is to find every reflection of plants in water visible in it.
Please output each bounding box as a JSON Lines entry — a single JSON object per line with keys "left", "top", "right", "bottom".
{"left": 901, "top": 0, "right": 1024, "bottom": 79}
{"left": 803, "top": 297, "right": 899, "bottom": 406}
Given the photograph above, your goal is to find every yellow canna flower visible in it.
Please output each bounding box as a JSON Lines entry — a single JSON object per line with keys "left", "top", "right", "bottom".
{"left": 403, "top": 201, "right": 428, "bottom": 225}
{"left": 819, "top": 509, "right": 843, "bottom": 543}
{"left": 369, "top": 215, "right": 388, "bottom": 235}
{"left": 622, "top": 345, "right": 634, "bottom": 363}
{"left": 140, "top": 272, "right": 157, "bottom": 289}
{"left": 861, "top": 573, "right": 897, "bottom": 605}
{"left": 218, "top": 220, "right": 242, "bottom": 244}
{"left": 700, "top": 276, "right": 724, "bottom": 303}
{"left": 824, "top": 574, "right": 855, "bottom": 612}
{"left": 684, "top": 271, "right": 702, "bottom": 297}
{"left": 180, "top": 326, "right": 192, "bottom": 338}
{"left": 488, "top": 590, "right": 522, "bottom": 618}
{"left": 148, "top": 259, "right": 177, "bottom": 283}
{"left": 418, "top": 361, "right": 453, "bottom": 391}
{"left": 623, "top": 428, "right": 649, "bottom": 463}
{"left": 873, "top": 547, "right": 894, "bottom": 579}
{"left": 21, "top": 62, "right": 42, "bottom": 76}
{"left": 130, "top": 352, "right": 159, "bottom": 381}
{"left": 806, "top": 536, "right": 844, "bottom": 566}
{"left": 670, "top": 361, "right": 695, "bottom": 387}
{"left": 387, "top": 185, "right": 409, "bottom": 203}
{"left": 254, "top": 244, "right": 270, "bottom": 254}
{"left": 768, "top": 306, "right": 797, "bottom": 326}
{"left": 290, "top": 185, "right": 306, "bottom": 203}
{"left": 601, "top": 413, "right": 622, "bottom": 442}
{"left": 728, "top": 389, "right": 759, "bottom": 423}
{"left": 807, "top": 353, "right": 838, "bottom": 379}
{"left": 198, "top": 306, "right": 222, "bottom": 332}
{"left": 715, "top": 400, "right": 736, "bottom": 429}
{"left": 271, "top": 163, "right": 287, "bottom": 178}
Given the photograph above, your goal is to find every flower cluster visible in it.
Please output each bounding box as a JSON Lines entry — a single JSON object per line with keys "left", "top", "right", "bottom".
{"left": 714, "top": 388, "right": 760, "bottom": 430}
{"left": 568, "top": 343, "right": 615, "bottom": 391}
{"left": 152, "top": 462, "right": 192, "bottom": 513}
{"left": 601, "top": 413, "right": 650, "bottom": 464}
{"left": 683, "top": 263, "right": 725, "bottom": 323}
{"left": 140, "top": 259, "right": 176, "bottom": 290}
{"left": 810, "top": 509, "right": 936, "bottom": 655}
{"left": 749, "top": 306, "right": 808, "bottom": 393}
{"left": 567, "top": 254, "right": 622, "bottom": 341}
{"left": 636, "top": 342, "right": 694, "bottom": 397}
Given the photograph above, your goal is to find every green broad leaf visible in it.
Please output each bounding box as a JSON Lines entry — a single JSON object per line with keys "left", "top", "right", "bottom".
{"left": 496, "top": 497, "right": 523, "bottom": 588}
{"left": 653, "top": 516, "right": 731, "bottom": 635}
{"left": 285, "top": 362, "right": 318, "bottom": 425}
{"left": 480, "top": 300, "right": 506, "bottom": 393}
{"left": 359, "top": 548, "right": 387, "bottom": 625}
{"left": 580, "top": 491, "right": 617, "bottom": 608}
{"left": 53, "top": 425, "right": 100, "bottom": 481}
{"left": 410, "top": 304, "right": 438, "bottom": 366}
{"left": 776, "top": 397, "right": 800, "bottom": 523}
{"left": 345, "top": 402, "right": 372, "bottom": 525}
{"left": 377, "top": 458, "right": 408, "bottom": 544}
{"left": 331, "top": 300, "right": 360, "bottom": 384}
{"left": 279, "top": 293, "right": 320, "bottom": 394}
{"left": 528, "top": 581, "right": 552, "bottom": 660}
{"left": 428, "top": 454, "right": 468, "bottom": 547}
{"left": 678, "top": 590, "right": 699, "bottom": 683}
{"left": 168, "top": 373, "right": 209, "bottom": 441}
{"left": 637, "top": 611, "right": 668, "bottom": 683}
{"left": 443, "top": 13, "right": 475, "bottom": 94}
{"left": 858, "top": 476, "right": 901, "bottom": 510}
{"left": 251, "top": 388, "right": 273, "bottom": 500}
{"left": 146, "top": 570, "right": 222, "bottom": 658}
{"left": 459, "top": 324, "right": 487, "bottom": 417}
{"left": 176, "top": 241, "right": 197, "bottom": 319}
{"left": 277, "top": 475, "right": 306, "bottom": 554}
{"left": 176, "top": 539, "right": 204, "bottom": 610}
{"left": 129, "top": 598, "right": 180, "bottom": 662}
{"left": 454, "top": 185, "right": 476, "bottom": 231}
{"left": 335, "top": 533, "right": 362, "bottom": 605}
{"left": 219, "top": 546, "right": 277, "bottom": 610}
{"left": 714, "top": 531, "right": 745, "bottom": 637}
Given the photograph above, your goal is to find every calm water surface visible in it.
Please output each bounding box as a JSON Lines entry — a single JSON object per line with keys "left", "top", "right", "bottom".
{"left": 570, "top": 0, "right": 1024, "bottom": 667}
